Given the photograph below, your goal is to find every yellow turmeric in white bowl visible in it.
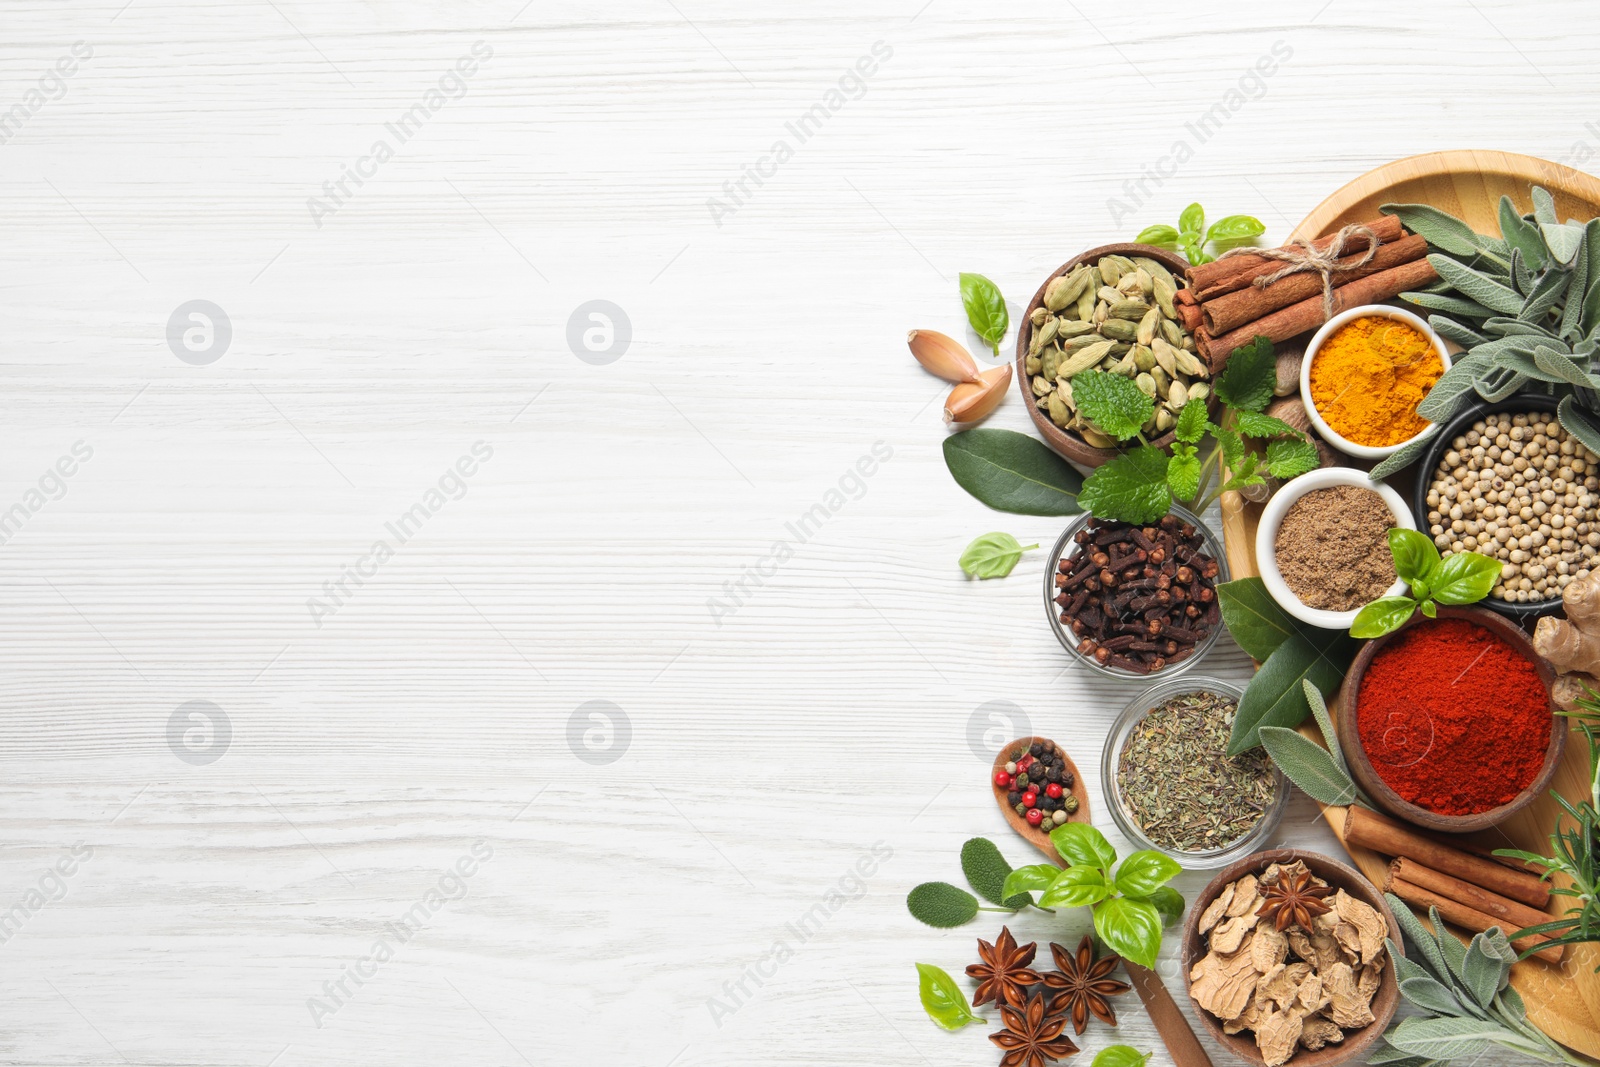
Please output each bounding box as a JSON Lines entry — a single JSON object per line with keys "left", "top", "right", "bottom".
{"left": 1299, "top": 305, "right": 1450, "bottom": 460}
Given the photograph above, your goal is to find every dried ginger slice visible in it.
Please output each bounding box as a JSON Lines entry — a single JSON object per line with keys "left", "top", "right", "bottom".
{"left": 1190, "top": 945, "right": 1260, "bottom": 1022}
{"left": 1225, "top": 874, "right": 1259, "bottom": 917}
{"left": 1300, "top": 1017, "right": 1345, "bottom": 1051}
{"left": 1334, "top": 889, "right": 1388, "bottom": 963}
{"left": 1199, "top": 882, "right": 1236, "bottom": 935}
{"left": 1251, "top": 923, "right": 1288, "bottom": 973}
{"left": 1255, "top": 1007, "right": 1304, "bottom": 1067}
{"left": 1212, "top": 912, "right": 1260, "bottom": 955}
{"left": 1323, "top": 962, "right": 1376, "bottom": 1029}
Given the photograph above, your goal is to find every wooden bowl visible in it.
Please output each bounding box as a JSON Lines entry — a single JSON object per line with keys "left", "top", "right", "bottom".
{"left": 990, "top": 736, "right": 1091, "bottom": 847}
{"left": 1181, "top": 848, "right": 1403, "bottom": 1067}
{"left": 1336, "top": 605, "right": 1566, "bottom": 833}
{"left": 1014, "top": 243, "right": 1206, "bottom": 468}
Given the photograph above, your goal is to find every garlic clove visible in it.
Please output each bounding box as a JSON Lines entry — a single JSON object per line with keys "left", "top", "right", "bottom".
{"left": 943, "top": 365, "right": 1011, "bottom": 424}
{"left": 908, "top": 329, "right": 981, "bottom": 384}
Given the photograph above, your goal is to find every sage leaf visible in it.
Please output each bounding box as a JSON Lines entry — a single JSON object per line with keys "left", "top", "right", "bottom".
{"left": 1091, "top": 1046, "right": 1152, "bottom": 1067}
{"left": 1113, "top": 850, "right": 1182, "bottom": 899}
{"left": 1559, "top": 394, "right": 1600, "bottom": 457}
{"left": 1365, "top": 1048, "right": 1439, "bottom": 1067}
{"left": 1370, "top": 433, "right": 1436, "bottom": 482}
{"left": 1519, "top": 264, "right": 1568, "bottom": 322}
{"left": 916, "top": 963, "right": 984, "bottom": 1030}
{"left": 1216, "top": 576, "right": 1299, "bottom": 661}
{"left": 1499, "top": 196, "right": 1547, "bottom": 269}
{"left": 1474, "top": 364, "right": 1527, "bottom": 402}
{"left": 1383, "top": 202, "right": 1485, "bottom": 258}
{"left": 1387, "top": 904, "right": 1452, "bottom": 983}
{"left": 1417, "top": 360, "right": 1484, "bottom": 420}
{"left": 1074, "top": 369, "right": 1155, "bottom": 441}
{"left": 1093, "top": 895, "right": 1163, "bottom": 969}
{"left": 1429, "top": 314, "right": 1487, "bottom": 348}
{"left": 1398, "top": 974, "right": 1470, "bottom": 1018}
{"left": 1461, "top": 935, "right": 1507, "bottom": 1009}
{"left": 1403, "top": 290, "right": 1496, "bottom": 319}
{"left": 1542, "top": 221, "right": 1584, "bottom": 265}
{"left": 959, "top": 532, "right": 1038, "bottom": 580}
{"left": 1227, "top": 629, "right": 1357, "bottom": 755}
{"left": 1561, "top": 231, "right": 1590, "bottom": 336}
{"left": 1350, "top": 596, "right": 1418, "bottom": 639}
{"left": 960, "top": 837, "right": 1032, "bottom": 908}
{"left": 1301, "top": 678, "right": 1346, "bottom": 773}
{"left": 1429, "top": 255, "right": 1525, "bottom": 315}
{"left": 943, "top": 429, "right": 1083, "bottom": 516}
{"left": 1533, "top": 345, "right": 1597, "bottom": 388}
{"left": 1385, "top": 1016, "right": 1515, "bottom": 1061}
{"left": 1531, "top": 185, "right": 1557, "bottom": 226}
{"left": 1040, "top": 865, "right": 1110, "bottom": 909}
{"left": 959, "top": 272, "right": 1009, "bottom": 356}
{"left": 906, "top": 881, "right": 979, "bottom": 927}
{"left": 1049, "top": 822, "right": 1117, "bottom": 870}
{"left": 1259, "top": 726, "right": 1358, "bottom": 805}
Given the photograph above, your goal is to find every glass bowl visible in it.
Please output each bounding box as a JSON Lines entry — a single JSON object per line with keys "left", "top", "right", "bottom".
{"left": 1100, "top": 676, "right": 1288, "bottom": 869}
{"left": 1043, "top": 504, "right": 1229, "bottom": 681}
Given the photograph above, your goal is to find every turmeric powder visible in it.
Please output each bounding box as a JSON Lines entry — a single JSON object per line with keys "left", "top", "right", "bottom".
{"left": 1309, "top": 315, "right": 1443, "bottom": 447}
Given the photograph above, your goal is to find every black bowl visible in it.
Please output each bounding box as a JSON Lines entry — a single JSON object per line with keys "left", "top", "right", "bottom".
{"left": 1411, "top": 393, "right": 1572, "bottom": 624}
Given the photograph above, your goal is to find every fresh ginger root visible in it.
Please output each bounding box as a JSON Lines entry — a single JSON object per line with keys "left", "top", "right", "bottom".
{"left": 1552, "top": 671, "right": 1600, "bottom": 712}
{"left": 1534, "top": 573, "right": 1600, "bottom": 677}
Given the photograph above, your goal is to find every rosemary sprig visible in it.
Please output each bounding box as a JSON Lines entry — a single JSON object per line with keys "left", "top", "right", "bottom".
{"left": 1493, "top": 690, "right": 1600, "bottom": 964}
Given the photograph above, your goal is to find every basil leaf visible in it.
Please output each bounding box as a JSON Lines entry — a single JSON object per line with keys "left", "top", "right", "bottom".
{"left": 959, "top": 532, "right": 1038, "bottom": 580}
{"left": 1049, "top": 822, "right": 1117, "bottom": 870}
{"left": 1265, "top": 438, "right": 1320, "bottom": 480}
{"left": 1114, "top": 850, "right": 1182, "bottom": 898}
{"left": 1174, "top": 397, "right": 1208, "bottom": 444}
{"left": 1179, "top": 202, "right": 1205, "bottom": 238}
{"left": 1178, "top": 235, "right": 1204, "bottom": 265}
{"left": 943, "top": 429, "right": 1083, "bottom": 516}
{"left": 959, "top": 272, "right": 1009, "bottom": 356}
{"left": 1419, "top": 598, "right": 1437, "bottom": 618}
{"left": 1145, "top": 886, "right": 1185, "bottom": 926}
{"left": 1092, "top": 1046, "right": 1152, "bottom": 1067}
{"left": 1213, "top": 335, "right": 1276, "bottom": 413}
{"left": 1001, "top": 863, "right": 1062, "bottom": 901}
{"left": 1226, "top": 629, "right": 1358, "bottom": 755}
{"left": 1216, "top": 577, "right": 1299, "bottom": 661}
{"left": 916, "top": 963, "right": 984, "bottom": 1030}
{"left": 1259, "top": 726, "right": 1358, "bottom": 806}
{"left": 1166, "top": 442, "right": 1201, "bottom": 501}
{"left": 1388, "top": 528, "right": 1442, "bottom": 583}
{"left": 1430, "top": 551, "right": 1502, "bottom": 604}
{"left": 960, "top": 837, "right": 1031, "bottom": 908}
{"left": 1076, "top": 447, "right": 1172, "bottom": 525}
{"left": 1350, "top": 596, "right": 1418, "bottom": 639}
{"left": 1073, "top": 370, "right": 1155, "bottom": 441}
{"left": 1135, "top": 224, "right": 1180, "bottom": 249}
{"left": 1039, "top": 865, "right": 1111, "bottom": 909}
{"left": 906, "top": 882, "right": 979, "bottom": 927}
{"left": 1093, "top": 895, "right": 1164, "bottom": 969}
{"left": 1206, "top": 215, "right": 1265, "bottom": 245}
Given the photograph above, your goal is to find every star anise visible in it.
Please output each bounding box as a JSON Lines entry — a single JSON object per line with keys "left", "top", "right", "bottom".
{"left": 966, "top": 926, "right": 1041, "bottom": 1008}
{"left": 1039, "top": 936, "right": 1131, "bottom": 1034}
{"left": 990, "top": 990, "right": 1079, "bottom": 1067}
{"left": 1256, "top": 867, "right": 1336, "bottom": 932}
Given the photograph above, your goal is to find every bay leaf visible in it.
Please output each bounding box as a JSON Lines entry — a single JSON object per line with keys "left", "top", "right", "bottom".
{"left": 1215, "top": 577, "right": 1297, "bottom": 661}
{"left": 943, "top": 428, "right": 1083, "bottom": 516}
{"left": 1226, "top": 629, "right": 1357, "bottom": 756}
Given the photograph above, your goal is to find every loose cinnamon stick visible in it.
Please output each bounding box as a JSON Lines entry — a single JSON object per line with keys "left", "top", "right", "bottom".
{"left": 1198, "top": 257, "right": 1439, "bottom": 367}
{"left": 1358, "top": 806, "right": 1545, "bottom": 876}
{"left": 1200, "top": 234, "right": 1430, "bottom": 336}
{"left": 1187, "top": 215, "right": 1405, "bottom": 297}
{"left": 1344, "top": 806, "right": 1551, "bottom": 909}
{"left": 1389, "top": 858, "right": 1553, "bottom": 933}
{"left": 1386, "top": 875, "right": 1564, "bottom": 964}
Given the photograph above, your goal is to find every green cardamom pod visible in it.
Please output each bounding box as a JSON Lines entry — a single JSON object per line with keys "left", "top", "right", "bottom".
{"left": 1096, "top": 257, "right": 1124, "bottom": 286}
{"left": 1153, "top": 276, "right": 1177, "bottom": 319}
{"left": 1136, "top": 306, "right": 1161, "bottom": 346}
{"left": 1043, "top": 268, "right": 1091, "bottom": 312}
{"left": 1159, "top": 318, "right": 1187, "bottom": 348}
{"left": 1075, "top": 288, "right": 1095, "bottom": 324}
{"left": 1057, "top": 319, "right": 1096, "bottom": 338}
{"left": 1099, "top": 318, "right": 1139, "bottom": 342}
{"left": 1025, "top": 353, "right": 1042, "bottom": 375}
{"left": 1057, "top": 340, "right": 1115, "bottom": 377}
{"left": 1046, "top": 390, "right": 1071, "bottom": 427}
{"left": 1135, "top": 372, "right": 1157, "bottom": 398}
{"left": 1029, "top": 306, "right": 1051, "bottom": 328}
{"left": 1030, "top": 316, "right": 1060, "bottom": 354}
{"left": 1133, "top": 257, "right": 1177, "bottom": 291}
{"left": 1110, "top": 299, "right": 1149, "bottom": 321}
{"left": 1132, "top": 344, "right": 1156, "bottom": 373}
{"left": 1032, "top": 374, "right": 1054, "bottom": 398}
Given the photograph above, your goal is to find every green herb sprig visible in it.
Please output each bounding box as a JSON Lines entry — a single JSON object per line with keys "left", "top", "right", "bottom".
{"left": 998, "top": 823, "right": 1183, "bottom": 969}
{"left": 1349, "top": 529, "right": 1501, "bottom": 638}
{"left": 1377, "top": 898, "right": 1589, "bottom": 1065}
{"left": 959, "top": 273, "right": 1009, "bottom": 356}
{"left": 1136, "top": 203, "right": 1265, "bottom": 265}
{"left": 959, "top": 532, "right": 1038, "bottom": 579}
{"left": 1075, "top": 337, "right": 1319, "bottom": 524}
{"left": 1493, "top": 691, "right": 1600, "bottom": 965}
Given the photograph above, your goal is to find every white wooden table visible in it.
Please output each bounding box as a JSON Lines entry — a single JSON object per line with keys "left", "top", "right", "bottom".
{"left": 0, "top": 1, "right": 1590, "bottom": 1063}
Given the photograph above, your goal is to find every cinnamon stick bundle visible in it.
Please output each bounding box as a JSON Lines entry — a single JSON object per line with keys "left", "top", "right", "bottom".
{"left": 1201, "top": 234, "right": 1430, "bottom": 336}
{"left": 1388, "top": 858, "right": 1553, "bottom": 933}
{"left": 1187, "top": 215, "right": 1405, "bottom": 298}
{"left": 1197, "top": 257, "right": 1439, "bottom": 367}
{"left": 1344, "top": 806, "right": 1551, "bottom": 909}
{"left": 1385, "top": 874, "right": 1563, "bottom": 964}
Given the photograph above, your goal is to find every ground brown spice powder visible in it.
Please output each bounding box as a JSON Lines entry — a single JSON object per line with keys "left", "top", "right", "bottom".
{"left": 1274, "top": 485, "right": 1398, "bottom": 611}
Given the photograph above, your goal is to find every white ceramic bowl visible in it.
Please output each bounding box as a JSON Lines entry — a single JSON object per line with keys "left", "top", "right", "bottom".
{"left": 1255, "top": 467, "right": 1416, "bottom": 629}
{"left": 1299, "top": 304, "right": 1452, "bottom": 460}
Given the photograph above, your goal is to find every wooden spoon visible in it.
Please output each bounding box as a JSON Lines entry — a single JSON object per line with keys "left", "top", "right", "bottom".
{"left": 993, "top": 737, "right": 1213, "bottom": 1067}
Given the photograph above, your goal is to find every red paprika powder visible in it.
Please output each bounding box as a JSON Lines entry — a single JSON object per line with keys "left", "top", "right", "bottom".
{"left": 1355, "top": 617, "right": 1550, "bottom": 816}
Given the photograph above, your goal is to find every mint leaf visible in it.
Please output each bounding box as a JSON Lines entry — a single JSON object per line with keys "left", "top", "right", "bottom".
{"left": 1265, "top": 438, "right": 1320, "bottom": 479}
{"left": 1217, "top": 424, "right": 1245, "bottom": 473}
{"left": 1174, "top": 397, "right": 1208, "bottom": 443}
{"left": 1167, "top": 442, "right": 1201, "bottom": 500}
{"left": 1072, "top": 370, "right": 1154, "bottom": 441}
{"left": 1214, "top": 336, "right": 1276, "bottom": 413}
{"left": 1236, "top": 411, "right": 1304, "bottom": 439}
{"left": 1077, "top": 448, "right": 1172, "bottom": 524}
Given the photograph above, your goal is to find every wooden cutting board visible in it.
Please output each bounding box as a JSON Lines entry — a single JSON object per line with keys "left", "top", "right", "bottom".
{"left": 1220, "top": 150, "right": 1600, "bottom": 1062}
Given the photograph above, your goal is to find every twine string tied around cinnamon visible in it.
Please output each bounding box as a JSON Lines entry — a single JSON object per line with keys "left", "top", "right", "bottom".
{"left": 1217, "top": 223, "right": 1382, "bottom": 322}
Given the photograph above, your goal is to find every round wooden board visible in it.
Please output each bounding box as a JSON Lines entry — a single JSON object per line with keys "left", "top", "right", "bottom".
{"left": 1220, "top": 150, "right": 1600, "bottom": 1061}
